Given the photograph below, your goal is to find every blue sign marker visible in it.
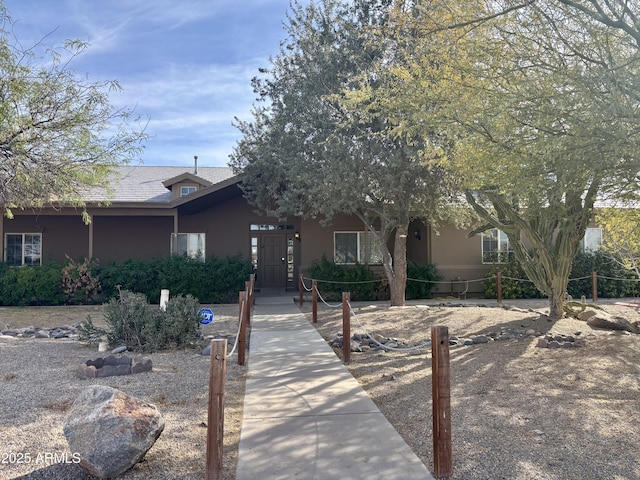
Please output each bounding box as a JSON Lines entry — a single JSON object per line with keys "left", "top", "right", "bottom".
{"left": 198, "top": 308, "right": 214, "bottom": 325}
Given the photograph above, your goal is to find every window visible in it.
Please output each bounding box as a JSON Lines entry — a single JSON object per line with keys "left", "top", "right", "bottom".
{"left": 180, "top": 186, "right": 197, "bottom": 197}
{"left": 5, "top": 234, "right": 42, "bottom": 266}
{"left": 581, "top": 228, "right": 602, "bottom": 251}
{"left": 171, "top": 233, "right": 205, "bottom": 261}
{"left": 482, "top": 229, "right": 512, "bottom": 263}
{"left": 334, "top": 231, "right": 383, "bottom": 264}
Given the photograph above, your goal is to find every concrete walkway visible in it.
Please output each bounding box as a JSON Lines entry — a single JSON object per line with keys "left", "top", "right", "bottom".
{"left": 235, "top": 294, "right": 434, "bottom": 480}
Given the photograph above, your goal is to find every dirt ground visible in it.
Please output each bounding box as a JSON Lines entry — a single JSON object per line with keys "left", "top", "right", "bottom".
{"left": 3, "top": 299, "right": 640, "bottom": 479}
{"left": 0, "top": 303, "right": 245, "bottom": 480}
{"left": 301, "top": 298, "right": 640, "bottom": 479}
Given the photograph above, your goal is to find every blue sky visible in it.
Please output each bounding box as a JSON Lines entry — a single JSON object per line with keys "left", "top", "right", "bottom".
{"left": 3, "top": 0, "right": 296, "bottom": 167}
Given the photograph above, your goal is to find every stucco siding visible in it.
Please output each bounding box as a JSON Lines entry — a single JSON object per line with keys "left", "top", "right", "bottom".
{"left": 92, "top": 216, "right": 173, "bottom": 262}
{"left": 2, "top": 215, "right": 89, "bottom": 264}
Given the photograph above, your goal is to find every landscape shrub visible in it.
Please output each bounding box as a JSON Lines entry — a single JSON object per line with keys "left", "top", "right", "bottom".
{"left": 568, "top": 250, "right": 637, "bottom": 299}
{"left": 482, "top": 258, "right": 543, "bottom": 299}
{"left": 306, "top": 256, "right": 380, "bottom": 301}
{"left": 406, "top": 261, "right": 441, "bottom": 299}
{"left": 0, "top": 255, "right": 251, "bottom": 306}
{"left": 0, "top": 263, "right": 64, "bottom": 306}
{"left": 61, "top": 257, "right": 102, "bottom": 304}
{"left": 78, "top": 288, "right": 202, "bottom": 352}
{"left": 96, "top": 255, "right": 252, "bottom": 303}
{"left": 482, "top": 250, "right": 639, "bottom": 300}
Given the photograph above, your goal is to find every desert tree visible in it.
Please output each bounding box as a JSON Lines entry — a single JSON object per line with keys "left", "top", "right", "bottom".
{"left": 359, "top": 0, "right": 640, "bottom": 318}
{"left": 230, "top": 0, "right": 465, "bottom": 305}
{"left": 0, "top": 4, "right": 146, "bottom": 222}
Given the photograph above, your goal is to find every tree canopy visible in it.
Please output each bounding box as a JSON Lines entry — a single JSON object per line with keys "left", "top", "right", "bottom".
{"left": 230, "top": 0, "right": 466, "bottom": 305}
{"left": 0, "top": 4, "right": 146, "bottom": 221}
{"left": 232, "top": 0, "right": 640, "bottom": 315}
{"left": 356, "top": 0, "right": 640, "bottom": 317}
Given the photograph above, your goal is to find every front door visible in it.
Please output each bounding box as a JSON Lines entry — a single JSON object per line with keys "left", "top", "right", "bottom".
{"left": 259, "top": 233, "right": 287, "bottom": 288}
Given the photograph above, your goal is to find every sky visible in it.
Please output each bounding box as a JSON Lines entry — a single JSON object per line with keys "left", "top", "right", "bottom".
{"left": 3, "top": 0, "right": 298, "bottom": 167}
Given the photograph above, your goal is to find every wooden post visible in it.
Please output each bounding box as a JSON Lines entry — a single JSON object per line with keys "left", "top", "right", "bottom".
{"left": 244, "top": 280, "right": 252, "bottom": 324}
{"left": 342, "top": 292, "right": 350, "bottom": 363}
{"left": 206, "top": 339, "right": 227, "bottom": 480}
{"left": 243, "top": 288, "right": 251, "bottom": 333}
{"left": 496, "top": 271, "right": 502, "bottom": 305}
{"left": 238, "top": 291, "right": 246, "bottom": 366}
{"left": 312, "top": 279, "right": 318, "bottom": 323}
{"left": 299, "top": 274, "right": 304, "bottom": 307}
{"left": 248, "top": 274, "right": 255, "bottom": 325}
{"left": 432, "top": 326, "right": 452, "bottom": 478}
{"left": 592, "top": 271, "right": 598, "bottom": 304}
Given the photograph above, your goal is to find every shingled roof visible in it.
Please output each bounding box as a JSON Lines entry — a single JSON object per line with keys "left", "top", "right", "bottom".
{"left": 83, "top": 165, "right": 236, "bottom": 203}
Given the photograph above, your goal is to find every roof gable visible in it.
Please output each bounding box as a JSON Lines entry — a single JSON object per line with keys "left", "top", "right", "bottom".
{"left": 162, "top": 172, "right": 213, "bottom": 190}
{"left": 83, "top": 166, "right": 236, "bottom": 204}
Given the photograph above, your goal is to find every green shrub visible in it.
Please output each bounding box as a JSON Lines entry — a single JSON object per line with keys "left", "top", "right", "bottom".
{"left": 0, "top": 263, "right": 64, "bottom": 306}
{"left": 482, "top": 250, "right": 639, "bottom": 300}
{"left": 96, "top": 255, "right": 252, "bottom": 304}
{"left": 143, "top": 293, "right": 201, "bottom": 351}
{"left": 482, "top": 258, "right": 543, "bottom": 299}
{"left": 568, "top": 250, "right": 637, "bottom": 299}
{"left": 306, "top": 256, "right": 380, "bottom": 301}
{"left": 406, "top": 261, "right": 441, "bottom": 300}
{"left": 78, "top": 288, "right": 202, "bottom": 352}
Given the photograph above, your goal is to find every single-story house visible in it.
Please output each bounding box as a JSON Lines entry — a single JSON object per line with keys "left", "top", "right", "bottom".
{"left": 1, "top": 164, "right": 603, "bottom": 296}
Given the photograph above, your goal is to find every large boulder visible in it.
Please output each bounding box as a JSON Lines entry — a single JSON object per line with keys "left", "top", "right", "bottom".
{"left": 63, "top": 385, "right": 164, "bottom": 479}
{"left": 586, "top": 311, "right": 640, "bottom": 334}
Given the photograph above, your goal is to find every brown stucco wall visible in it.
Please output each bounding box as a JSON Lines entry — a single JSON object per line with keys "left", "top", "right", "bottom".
{"left": 2, "top": 214, "right": 89, "bottom": 264}
{"left": 429, "top": 224, "right": 489, "bottom": 296}
{"left": 178, "top": 195, "right": 301, "bottom": 259}
{"left": 298, "top": 215, "right": 430, "bottom": 273}
{"left": 92, "top": 216, "right": 174, "bottom": 262}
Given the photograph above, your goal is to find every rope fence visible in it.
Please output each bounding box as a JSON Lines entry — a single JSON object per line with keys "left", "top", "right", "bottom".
{"left": 300, "top": 269, "right": 640, "bottom": 358}
{"left": 301, "top": 269, "right": 640, "bottom": 307}
{"left": 206, "top": 273, "right": 255, "bottom": 480}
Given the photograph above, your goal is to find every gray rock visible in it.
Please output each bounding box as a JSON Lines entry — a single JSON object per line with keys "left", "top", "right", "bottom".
{"left": 63, "top": 385, "right": 164, "bottom": 479}
{"left": 587, "top": 314, "right": 640, "bottom": 334}
{"left": 578, "top": 309, "right": 598, "bottom": 321}
{"left": 472, "top": 335, "right": 489, "bottom": 344}
{"left": 202, "top": 345, "right": 211, "bottom": 356}
{"left": 111, "top": 346, "right": 128, "bottom": 354}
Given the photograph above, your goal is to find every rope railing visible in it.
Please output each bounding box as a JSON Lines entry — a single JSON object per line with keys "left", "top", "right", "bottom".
{"left": 315, "top": 288, "right": 342, "bottom": 308}
{"left": 226, "top": 298, "right": 244, "bottom": 358}
{"left": 300, "top": 272, "right": 640, "bottom": 308}
{"left": 347, "top": 299, "right": 431, "bottom": 352}
{"left": 302, "top": 269, "right": 640, "bottom": 356}
{"left": 303, "top": 276, "right": 382, "bottom": 285}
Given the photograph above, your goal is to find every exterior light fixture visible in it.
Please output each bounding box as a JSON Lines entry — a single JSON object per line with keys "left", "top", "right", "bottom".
{"left": 294, "top": 231, "right": 301, "bottom": 241}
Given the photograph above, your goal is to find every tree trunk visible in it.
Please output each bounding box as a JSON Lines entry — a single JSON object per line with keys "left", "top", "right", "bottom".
{"left": 389, "top": 224, "right": 408, "bottom": 306}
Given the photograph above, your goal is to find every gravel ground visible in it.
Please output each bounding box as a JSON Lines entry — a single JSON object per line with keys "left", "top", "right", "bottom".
{"left": 303, "top": 298, "right": 640, "bottom": 480}
{"left": 0, "top": 304, "right": 246, "bottom": 480}
{"left": 4, "top": 299, "right": 640, "bottom": 480}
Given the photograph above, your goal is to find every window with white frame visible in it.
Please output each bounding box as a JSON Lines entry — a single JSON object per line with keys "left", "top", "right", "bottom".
{"left": 334, "top": 231, "right": 383, "bottom": 264}
{"left": 482, "top": 229, "right": 512, "bottom": 263}
{"left": 180, "top": 185, "right": 197, "bottom": 197}
{"left": 5, "top": 233, "right": 42, "bottom": 266}
{"left": 581, "top": 228, "right": 602, "bottom": 251}
{"left": 170, "top": 233, "right": 205, "bottom": 261}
